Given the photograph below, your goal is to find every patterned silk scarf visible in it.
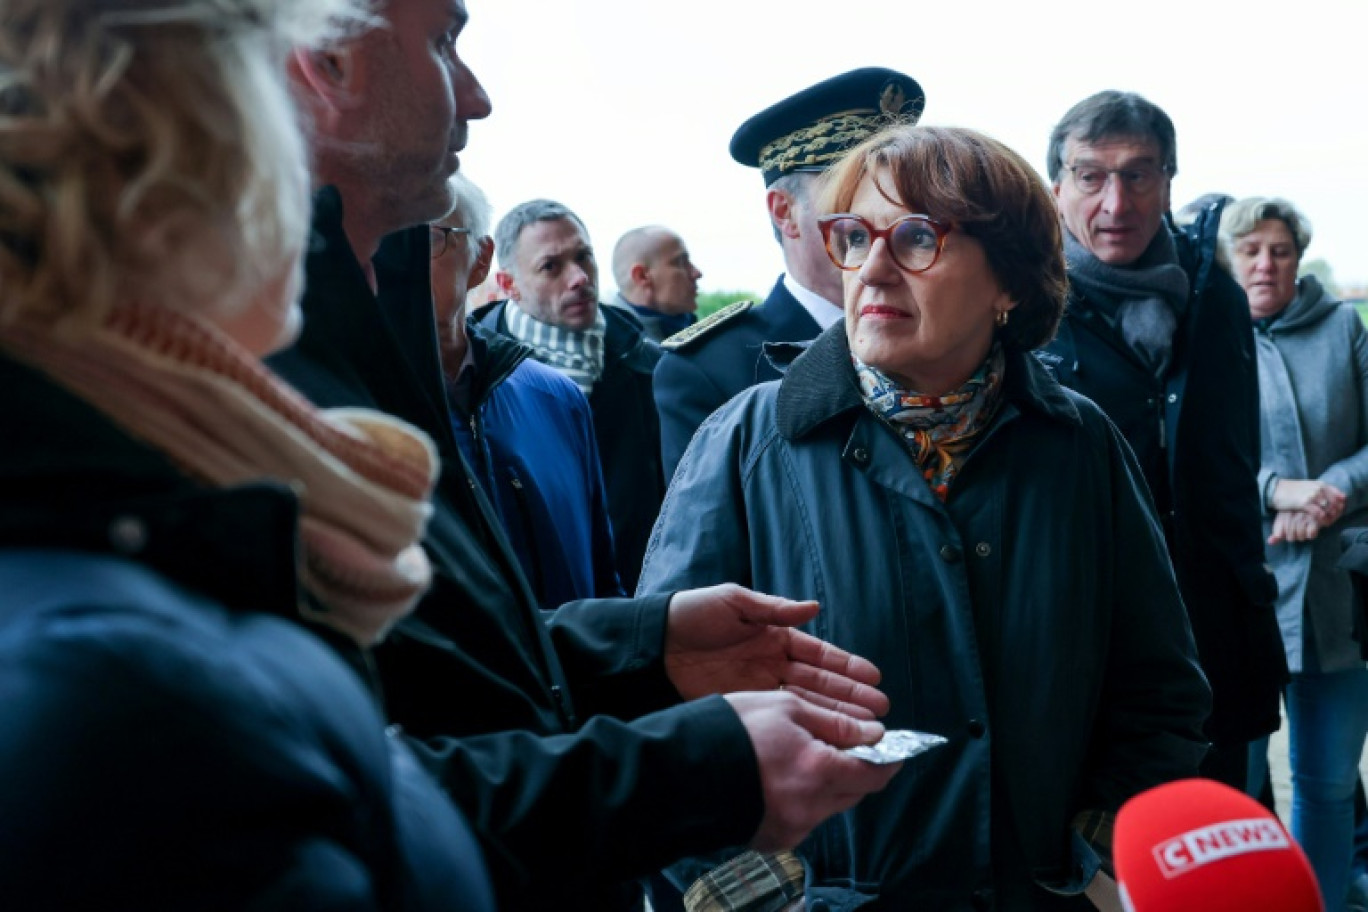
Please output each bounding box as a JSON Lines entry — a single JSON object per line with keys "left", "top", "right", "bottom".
{"left": 0, "top": 300, "right": 439, "bottom": 646}
{"left": 853, "top": 344, "right": 1006, "bottom": 501}
{"left": 504, "top": 300, "right": 606, "bottom": 395}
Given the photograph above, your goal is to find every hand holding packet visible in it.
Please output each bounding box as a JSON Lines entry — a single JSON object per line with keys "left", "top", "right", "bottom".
{"left": 844, "top": 729, "right": 947, "bottom": 765}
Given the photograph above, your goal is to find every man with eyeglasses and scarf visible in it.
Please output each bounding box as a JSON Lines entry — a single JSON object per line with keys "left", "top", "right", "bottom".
{"left": 1038, "top": 90, "right": 1287, "bottom": 794}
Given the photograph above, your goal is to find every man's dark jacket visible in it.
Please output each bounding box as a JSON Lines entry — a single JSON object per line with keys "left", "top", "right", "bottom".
{"left": 266, "top": 188, "right": 761, "bottom": 911}
{"left": 1038, "top": 214, "right": 1286, "bottom": 746}
{"left": 473, "top": 299, "right": 664, "bottom": 594}
{"left": 654, "top": 277, "right": 821, "bottom": 478}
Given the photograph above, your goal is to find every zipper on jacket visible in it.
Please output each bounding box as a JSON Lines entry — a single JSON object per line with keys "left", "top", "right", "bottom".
{"left": 506, "top": 471, "right": 548, "bottom": 604}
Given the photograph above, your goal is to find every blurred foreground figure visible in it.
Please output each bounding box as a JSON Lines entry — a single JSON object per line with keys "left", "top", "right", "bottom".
{"left": 0, "top": 1, "right": 493, "bottom": 908}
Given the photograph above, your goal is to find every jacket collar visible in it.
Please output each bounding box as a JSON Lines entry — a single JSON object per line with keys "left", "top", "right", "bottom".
{"left": 466, "top": 321, "right": 531, "bottom": 407}
{"left": 775, "top": 324, "right": 1082, "bottom": 441}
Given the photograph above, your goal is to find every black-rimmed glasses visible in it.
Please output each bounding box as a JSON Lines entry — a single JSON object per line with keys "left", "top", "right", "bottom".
{"left": 430, "top": 225, "right": 472, "bottom": 260}
{"left": 817, "top": 213, "right": 952, "bottom": 274}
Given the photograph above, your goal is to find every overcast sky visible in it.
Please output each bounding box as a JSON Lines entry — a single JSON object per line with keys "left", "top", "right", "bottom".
{"left": 459, "top": 0, "right": 1366, "bottom": 297}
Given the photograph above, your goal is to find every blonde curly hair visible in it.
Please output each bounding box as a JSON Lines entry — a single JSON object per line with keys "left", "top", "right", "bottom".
{"left": 0, "top": 0, "right": 370, "bottom": 329}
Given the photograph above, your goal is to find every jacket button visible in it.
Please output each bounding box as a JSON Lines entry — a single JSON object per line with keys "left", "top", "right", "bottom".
{"left": 1167, "top": 393, "right": 1178, "bottom": 404}
{"left": 851, "top": 446, "right": 870, "bottom": 465}
{"left": 967, "top": 719, "right": 986, "bottom": 738}
{"left": 939, "top": 544, "right": 962, "bottom": 563}
{"left": 108, "top": 514, "right": 149, "bottom": 555}
{"left": 974, "top": 542, "right": 992, "bottom": 558}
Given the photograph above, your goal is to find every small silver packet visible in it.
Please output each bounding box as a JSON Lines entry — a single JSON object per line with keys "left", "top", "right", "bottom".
{"left": 844, "top": 729, "right": 947, "bottom": 765}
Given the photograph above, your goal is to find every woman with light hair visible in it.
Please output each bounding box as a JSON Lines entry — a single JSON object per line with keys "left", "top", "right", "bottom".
{"left": 0, "top": 1, "right": 491, "bottom": 907}
{"left": 1222, "top": 195, "right": 1368, "bottom": 910}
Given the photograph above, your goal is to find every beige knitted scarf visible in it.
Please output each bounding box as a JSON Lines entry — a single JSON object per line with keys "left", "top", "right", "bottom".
{"left": 0, "top": 300, "right": 439, "bottom": 646}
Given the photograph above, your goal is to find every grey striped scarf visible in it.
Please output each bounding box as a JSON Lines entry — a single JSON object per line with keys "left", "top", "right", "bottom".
{"left": 504, "top": 301, "right": 606, "bottom": 394}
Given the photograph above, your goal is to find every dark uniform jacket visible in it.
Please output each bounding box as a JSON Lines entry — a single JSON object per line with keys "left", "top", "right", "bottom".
{"left": 640, "top": 327, "right": 1210, "bottom": 911}
{"left": 1039, "top": 217, "right": 1286, "bottom": 746}
{"left": 654, "top": 276, "right": 822, "bottom": 478}
{"left": 0, "top": 354, "right": 494, "bottom": 912}
{"left": 474, "top": 299, "right": 664, "bottom": 594}
{"left": 266, "top": 188, "right": 761, "bottom": 911}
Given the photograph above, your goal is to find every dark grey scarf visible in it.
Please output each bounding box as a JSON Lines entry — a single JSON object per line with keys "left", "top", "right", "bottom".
{"left": 1064, "top": 227, "right": 1190, "bottom": 377}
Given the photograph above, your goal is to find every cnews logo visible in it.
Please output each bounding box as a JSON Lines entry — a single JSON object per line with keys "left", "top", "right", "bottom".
{"left": 1153, "top": 818, "right": 1290, "bottom": 878}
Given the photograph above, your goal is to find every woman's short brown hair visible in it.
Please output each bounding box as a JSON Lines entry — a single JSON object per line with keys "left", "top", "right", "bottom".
{"left": 817, "top": 125, "right": 1067, "bottom": 352}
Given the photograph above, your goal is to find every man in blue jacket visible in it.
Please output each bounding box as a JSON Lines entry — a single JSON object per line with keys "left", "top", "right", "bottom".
{"left": 432, "top": 174, "right": 623, "bottom": 607}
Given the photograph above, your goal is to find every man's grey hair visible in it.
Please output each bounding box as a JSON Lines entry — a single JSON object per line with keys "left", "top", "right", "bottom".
{"left": 1046, "top": 90, "right": 1178, "bottom": 184}
{"left": 437, "top": 172, "right": 492, "bottom": 264}
{"left": 494, "top": 199, "right": 589, "bottom": 273}
{"left": 1220, "top": 196, "right": 1313, "bottom": 258}
{"left": 768, "top": 171, "right": 815, "bottom": 245}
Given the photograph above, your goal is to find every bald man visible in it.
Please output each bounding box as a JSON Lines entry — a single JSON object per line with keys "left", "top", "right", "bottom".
{"left": 610, "top": 226, "right": 703, "bottom": 343}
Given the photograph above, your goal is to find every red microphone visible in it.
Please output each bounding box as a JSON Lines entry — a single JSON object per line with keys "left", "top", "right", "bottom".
{"left": 1114, "top": 779, "right": 1322, "bottom": 912}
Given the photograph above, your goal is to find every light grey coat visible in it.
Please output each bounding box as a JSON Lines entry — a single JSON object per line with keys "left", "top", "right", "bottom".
{"left": 1256, "top": 276, "right": 1368, "bottom": 672}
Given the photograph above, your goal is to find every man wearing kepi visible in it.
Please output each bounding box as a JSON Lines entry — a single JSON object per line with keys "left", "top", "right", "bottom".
{"left": 1039, "top": 91, "right": 1287, "bottom": 790}
{"left": 270, "top": 1, "right": 901, "bottom": 909}
{"left": 653, "top": 67, "right": 923, "bottom": 477}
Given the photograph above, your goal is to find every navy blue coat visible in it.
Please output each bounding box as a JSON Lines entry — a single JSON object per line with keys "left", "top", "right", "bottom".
{"left": 474, "top": 300, "right": 665, "bottom": 594}
{"left": 641, "top": 327, "right": 1210, "bottom": 910}
{"left": 451, "top": 324, "right": 623, "bottom": 607}
{"left": 654, "top": 277, "right": 821, "bottom": 478}
{"left": 267, "top": 189, "right": 763, "bottom": 911}
{"left": 1038, "top": 219, "right": 1286, "bottom": 746}
{"left": 0, "top": 354, "right": 493, "bottom": 912}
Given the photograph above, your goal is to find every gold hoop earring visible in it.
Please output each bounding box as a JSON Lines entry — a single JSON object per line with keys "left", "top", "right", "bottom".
{"left": 995, "top": 310, "right": 1009, "bottom": 328}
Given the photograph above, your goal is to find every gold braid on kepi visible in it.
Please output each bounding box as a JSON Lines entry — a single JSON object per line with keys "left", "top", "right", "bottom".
{"left": 730, "top": 67, "right": 925, "bottom": 187}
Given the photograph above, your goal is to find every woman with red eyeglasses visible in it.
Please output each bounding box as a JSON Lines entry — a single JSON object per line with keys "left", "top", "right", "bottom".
{"left": 638, "top": 125, "right": 1210, "bottom": 911}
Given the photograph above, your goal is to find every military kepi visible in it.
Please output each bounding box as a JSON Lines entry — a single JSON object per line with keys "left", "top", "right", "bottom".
{"left": 730, "top": 67, "right": 925, "bottom": 186}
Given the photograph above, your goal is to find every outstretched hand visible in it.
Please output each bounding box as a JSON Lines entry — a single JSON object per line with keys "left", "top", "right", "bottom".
{"left": 665, "top": 583, "right": 889, "bottom": 719}
{"left": 725, "top": 690, "right": 901, "bottom": 852}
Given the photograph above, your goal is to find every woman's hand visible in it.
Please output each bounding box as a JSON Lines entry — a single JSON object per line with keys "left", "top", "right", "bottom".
{"left": 1271, "top": 478, "right": 1346, "bottom": 527}
{"left": 1269, "top": 509, "right": 1324, "bottom": 544}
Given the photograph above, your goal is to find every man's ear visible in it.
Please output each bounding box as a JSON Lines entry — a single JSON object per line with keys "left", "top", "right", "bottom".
{"left": 629, "top": 262, "right": 650, "bottom": 290}
{"left": 495, "top": 269, "right": 518, "bottom": 301}
{"left": 468, "top": 237, "right": 495, "bottom": 289}
{"left": 290, "top": 46, "right": 360, "bottom": 121}
{"left": 767, "top": 188, "right": 802, "bottom": 240}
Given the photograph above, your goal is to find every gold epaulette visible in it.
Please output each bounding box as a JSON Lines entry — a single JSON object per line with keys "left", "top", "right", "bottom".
{"left": 661, "top": 300, "right": 756, "bottom": 352}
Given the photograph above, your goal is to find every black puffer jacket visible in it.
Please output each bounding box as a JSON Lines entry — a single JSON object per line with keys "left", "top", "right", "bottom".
{"left": 0, "top": 353, "right": 493, "bottom": 912}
